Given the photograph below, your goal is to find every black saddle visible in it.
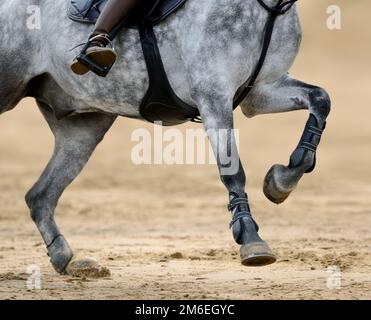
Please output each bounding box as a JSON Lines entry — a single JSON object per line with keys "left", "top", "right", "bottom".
{"left": 69, "top": 0, "right": 199, "bottom": 126}
{"left": 69, "top": 0, "right": 186, "bottom": 28}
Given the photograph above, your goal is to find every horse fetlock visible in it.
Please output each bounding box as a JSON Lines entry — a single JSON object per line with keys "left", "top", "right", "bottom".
{"left": 228, "top": 196, "right": 277, "bottom": 266}
{"left": 47, "top": 235, "right": 74, "bottom": 274}
{"left": 289, "top": 148, "right": 316, "bottom": 173}
{"left": 232, "top": 217, "right": 262, "bottom": 246}
{"left": 228, "top": 194, "right": 259, "bottom": 245}
{"left": 230, "top": 210, "right": 277, "bottom": 267}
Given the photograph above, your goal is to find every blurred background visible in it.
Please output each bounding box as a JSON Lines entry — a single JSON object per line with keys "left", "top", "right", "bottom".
{"left": 0, "top": 0, "right": 370, "bottom": 299}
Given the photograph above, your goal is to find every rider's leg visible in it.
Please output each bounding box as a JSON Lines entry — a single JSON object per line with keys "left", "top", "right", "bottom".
{"left": 92, "top": 0, "right": 142, "bottom": 41}
{"left": 71, "top": 0, "right": 143, "bottom": 76}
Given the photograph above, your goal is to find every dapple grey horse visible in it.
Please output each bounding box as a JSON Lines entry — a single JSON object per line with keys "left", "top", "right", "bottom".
{"left": 0, "top": 0, "right": 330, "bottom": 274}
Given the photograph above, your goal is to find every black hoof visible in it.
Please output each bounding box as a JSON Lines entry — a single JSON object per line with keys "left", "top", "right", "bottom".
{"left": 263, "top": 165, "right": 295, "bottom": 204}
{"left": 47, "top": 235, "right": 74, "bottom": 274}
{"left": 240, "top": 242, "right": 277, "bottom": 267}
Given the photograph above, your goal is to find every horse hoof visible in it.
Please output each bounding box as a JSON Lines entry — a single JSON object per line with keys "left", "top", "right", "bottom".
{"left": 65, "top": 257, "right": 111, "bottom": 278}
{"left": 263, "top": 164, "right": 295, "bottom": 204}
{"left": 240, "top": 242, "right": 277, "bottom": 267}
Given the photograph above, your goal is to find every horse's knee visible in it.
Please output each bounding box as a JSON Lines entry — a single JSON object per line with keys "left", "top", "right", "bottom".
{"left": 309, "top": 87, "right": 331, "bottom": 119}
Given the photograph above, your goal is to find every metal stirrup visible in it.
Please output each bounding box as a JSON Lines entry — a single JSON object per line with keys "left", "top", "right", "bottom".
{"left": 69, "top": 33, "right": 115, "bottom": 52}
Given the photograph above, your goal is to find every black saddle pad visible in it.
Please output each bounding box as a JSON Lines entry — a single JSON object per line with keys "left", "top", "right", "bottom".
{"left": 68, "top": 0, "right": 187, "bottom": 27}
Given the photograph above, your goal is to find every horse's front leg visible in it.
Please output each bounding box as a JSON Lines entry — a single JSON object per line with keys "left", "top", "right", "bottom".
{"left": 242, "top": 74, "right": 331, "bottom": 204}
{"left": 195, "top": 94, "right": 276, "bottom": 266}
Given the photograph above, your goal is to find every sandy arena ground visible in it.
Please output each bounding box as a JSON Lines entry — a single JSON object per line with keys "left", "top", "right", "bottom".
{"left": 0, "top": 1, "right": 370, "bottom": 299}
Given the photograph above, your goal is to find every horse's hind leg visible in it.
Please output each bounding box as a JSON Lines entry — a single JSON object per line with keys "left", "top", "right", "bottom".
{"left": 243, "top": 74, "right": 331, "bottom": 204}
{"left": 25, "top": 102, "right": 116, "bottom": 274}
